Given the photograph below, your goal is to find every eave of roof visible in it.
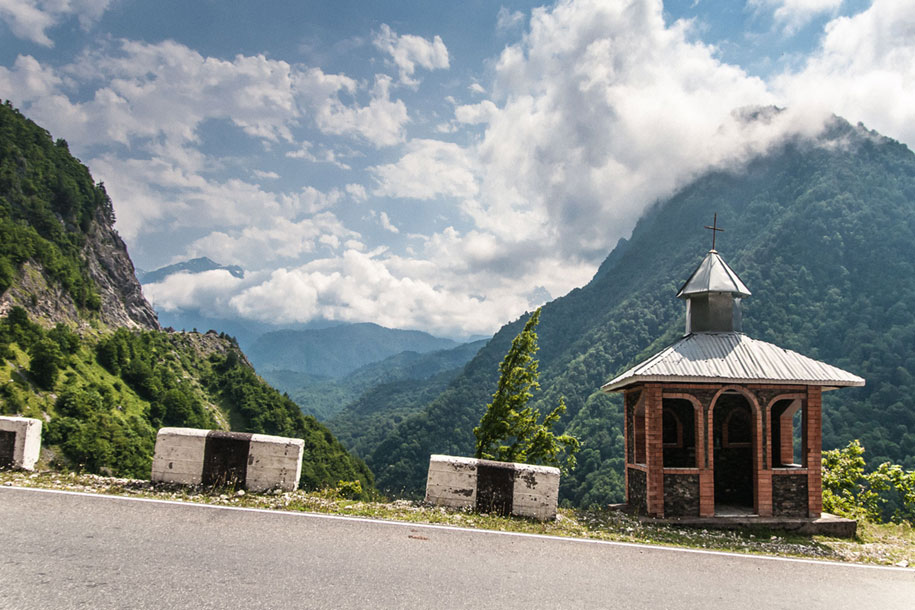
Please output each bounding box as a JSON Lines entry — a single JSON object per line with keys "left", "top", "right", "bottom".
{"left": 600, "top": 332, "right": 865, "bottom": 393}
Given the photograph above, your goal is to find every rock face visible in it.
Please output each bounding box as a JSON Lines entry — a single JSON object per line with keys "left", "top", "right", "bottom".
{"left": 83, "top": 205, "right": 159, "bottom": 330}
{"left": 0, "top": 205, "right": 159, "bottom": 331}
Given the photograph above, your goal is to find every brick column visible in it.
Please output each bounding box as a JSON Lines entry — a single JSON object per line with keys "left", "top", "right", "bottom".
{"left": 699, "top": 468, "right": 714, "bottom": 516}
{"left": 645, "top": 384, "right": 664, "bottom": 517}
{"left": 806, "top": 387, "right": 823, "bottom": 517}
{"left": 623, "top": 390, "right": 631, "bottom": 504}
{"left": 757, "top": 470, "right": 773, "bottom": 517}
{"left": 756, "top": 397, "right": 773, "bottom": 517}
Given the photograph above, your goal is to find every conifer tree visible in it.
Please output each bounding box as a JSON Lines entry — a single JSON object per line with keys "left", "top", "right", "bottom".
{"left": 473, "top": 308, "right": 579, "bottom": 471}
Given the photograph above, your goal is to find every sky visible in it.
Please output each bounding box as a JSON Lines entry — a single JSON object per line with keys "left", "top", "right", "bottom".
{"left": 1, "top": 0, "right": 913, "bottom": 339}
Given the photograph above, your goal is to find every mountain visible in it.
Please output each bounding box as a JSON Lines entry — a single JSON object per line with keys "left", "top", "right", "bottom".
{"left": 138, "top": 257, "right": 245, "bottom": 285}
{"left": 0, "top": 102, "right": 157, "bottom": 330}
{"left": 325, "top": 341, "right": 487, "bottom": 460}
{"left": 246, "top": 323, "right": 460, "bottom": 378}
{"left": 365, "top": 116, "right": 915, "bottom": 505}
{"left": 0, "top": 102, "right": 372, "bottom": 493}
{"left": 261, "top": 339, "right": 485, "bottom": 421}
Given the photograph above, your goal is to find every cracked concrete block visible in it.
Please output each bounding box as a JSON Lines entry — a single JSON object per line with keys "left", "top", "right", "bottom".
{"left": 0, "top": 416, "right": 42, "bottom": 471}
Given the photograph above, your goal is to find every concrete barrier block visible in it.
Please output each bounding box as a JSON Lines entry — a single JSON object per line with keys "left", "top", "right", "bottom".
{"left": 0, "top": 416, "right": 42, "bottom": 471}
{"left": 425, "top": 455, "right": 478, "bottom": 509}
{"left": 151, "top": 428, "right": 304, "bottom": 492}
{"left": 246, "top": 434, "right": 304, "bottom": 492}
{"left": 425, "top": 454, "right": 560, "bottom": 521}
{"left": 151, "top": 427, "right": 208, "bottom": 485}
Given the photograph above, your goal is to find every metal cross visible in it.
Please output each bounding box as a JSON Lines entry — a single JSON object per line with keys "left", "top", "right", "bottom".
{"left": 704, "top": 213, "right": 724, "bottom": 250}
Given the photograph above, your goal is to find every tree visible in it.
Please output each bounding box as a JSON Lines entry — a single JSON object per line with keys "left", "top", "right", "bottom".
{"left": 474, "top": 308, "right": 580, "bottom": 471}
{"left": 29, "top": 337, "right": 62, "bottom": 391}
{"left": 822, "top": 439, "right": 915, "bottom": 523}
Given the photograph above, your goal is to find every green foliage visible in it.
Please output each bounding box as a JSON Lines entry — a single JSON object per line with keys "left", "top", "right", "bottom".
{"left": 28, "top": 338, "right": 62, "bottom": 390}
{"left": 823, "top": 440, "right": 915, "bottom": 524}
{"left": 474, "top": 309, "right": 580, "bottom": 471}
{"left": 1, "top": 308, "right": 373, "bottom": 491}
{"left": 0, "top": 101, "right": 105, "bottom": 309}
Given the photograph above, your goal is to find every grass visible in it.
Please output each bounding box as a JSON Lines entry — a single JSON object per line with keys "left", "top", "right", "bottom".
{"left": 2, "top": 469, "right": 913, "bottom": 567}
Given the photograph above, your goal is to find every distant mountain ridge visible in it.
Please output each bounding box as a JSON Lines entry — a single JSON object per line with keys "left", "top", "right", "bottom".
{"left": 246, "top": 323, "right": 460, "bottom": 378}
{"left": 138, "top": 257, "right": 245, "bottom": 284}
{"left": 262, "top": 339, "right": 487, "bottom": 421}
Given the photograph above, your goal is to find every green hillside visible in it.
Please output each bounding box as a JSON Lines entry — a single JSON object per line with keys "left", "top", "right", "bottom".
{"left": 0, "top": 101, "right": 107, "bottom": 310}
{"left": 367, "top": 117, "right": 915, "bottom": 505}
{"left": 0, "top": 102, "right": 373, "bottom": 493}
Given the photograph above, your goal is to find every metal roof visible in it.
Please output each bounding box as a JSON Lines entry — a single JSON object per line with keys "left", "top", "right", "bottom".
{"left": 677, "top": 250, "right": 751, "bottom": 299}
{"left": 601, "top": 332, "right": 865, "bottom": 392}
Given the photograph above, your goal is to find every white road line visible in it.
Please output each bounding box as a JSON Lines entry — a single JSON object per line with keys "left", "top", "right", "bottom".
{"left": 3, "top": 485, "right": 908, "bottom": 572}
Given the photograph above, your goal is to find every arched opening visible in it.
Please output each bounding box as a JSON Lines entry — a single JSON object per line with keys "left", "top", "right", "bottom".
{"left": 713, "top": 392, "right": 755, "bottom": 510}
{"left": 770, "top": 397, "right": 806, "bottom": 468}
{"left": 662, "top": 398, "right": 696, "bottom": 467}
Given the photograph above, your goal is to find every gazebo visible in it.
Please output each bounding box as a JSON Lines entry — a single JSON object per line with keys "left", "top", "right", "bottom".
{"left": 601, "top": 242, "right": 864, "bottom": 520}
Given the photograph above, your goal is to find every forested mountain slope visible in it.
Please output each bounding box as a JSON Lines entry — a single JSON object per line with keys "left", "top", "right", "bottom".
{"left": 368, "top": 117, "right": 915, "bottom": 506}
{"left": 0, "top": 102, "right": 372, "bottom": 492}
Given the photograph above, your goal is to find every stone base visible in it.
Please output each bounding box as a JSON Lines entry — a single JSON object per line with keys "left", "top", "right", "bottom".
{"left": 0, "top": 416, "right": 42, "bottom": 471}
{"left": 613, "top": 503, "right": 857, "bottom": 538}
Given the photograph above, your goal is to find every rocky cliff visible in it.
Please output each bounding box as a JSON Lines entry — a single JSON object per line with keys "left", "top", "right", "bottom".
{"left": 0, "top": 101, "right": 157, "bottom": 331}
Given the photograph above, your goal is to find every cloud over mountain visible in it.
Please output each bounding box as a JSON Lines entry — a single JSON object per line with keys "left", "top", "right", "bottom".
{"left": 4, "top": 0, "right": 914, "bottom": 337}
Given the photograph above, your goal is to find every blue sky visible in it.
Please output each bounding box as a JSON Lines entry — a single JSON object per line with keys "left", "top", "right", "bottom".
{"left": 1, "top": 0, "right": 912, "bottom": 338}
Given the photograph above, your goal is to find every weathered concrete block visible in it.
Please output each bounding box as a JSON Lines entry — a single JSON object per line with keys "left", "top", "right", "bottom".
{"left": 151, "top": 428, "right": 304, "bottom": 492}
{"left": 0, "top": 416, "right": 42, "bottom": 471}
{"left": 425, "top": 455, "right": 478, "bottom": 509}
{"left": 512, "top": 463, "right": 560, "bottom": 521}
{"left": 246, "top": 433, "right": 304, "bottom": 492}
{"left": 425, "top": 455, "right": 560, "bottom": 521}
{"left": 151, "top": 427, "right": 208, "bottom": 485}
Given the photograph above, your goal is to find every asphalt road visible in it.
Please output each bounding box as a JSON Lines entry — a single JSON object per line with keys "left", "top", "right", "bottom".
{"left": 1, "top": 486, "right": 913, "bottom": 609}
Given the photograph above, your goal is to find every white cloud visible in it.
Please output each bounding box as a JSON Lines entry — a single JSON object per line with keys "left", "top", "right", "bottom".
{"left": 285, "top": 142, "right": 353, "bottom": 169}
{"left": 183, "top": 212, "right": 357, "bottom": 269}
{"left": 468, "top": 0, "right": 803, "bottom": 263}
{"left": 774, "top": 0, "right": 915, "bottom": 147}
{"left": 226, "top": 249, "right": 532, "bottom": 337}
{"left": 370, "top": 139, "right": 478, "bottom": 200}
{"left": 377, "top": 211, "right": 400, "bottom": 234}
{"left": 0, "top": 0, "right": 111, "bottom": 47}
{"left": 143, "top": 269, "right": 246, "bottom": 314}
{"left": 454, "top": 100, "right": 498, "bottom": 125}
{"left": 496, "top": 7, "right": 526, "bottom": 32}
{"left": 2, "top": 39, "right": 410, "bottom": 153}
{"left": 253, "top": 169, "right": 280, "bottom": 180}
{"left": 345, "top": 183, "right": 367, "bottom": 201}
{"left": 310, "top": 73, "right": 408, "bottom": 147}
{"left": 372, "top": 23, "right": 450, "bottom": 86}
{"left": 750, "top": 0, "right": 843, "bottom": 33}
